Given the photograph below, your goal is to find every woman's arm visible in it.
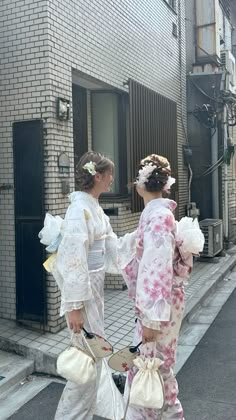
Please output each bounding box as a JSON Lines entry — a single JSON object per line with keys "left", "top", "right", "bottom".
{"left": 136, "top": 210, "right": 175, "bottom": 341}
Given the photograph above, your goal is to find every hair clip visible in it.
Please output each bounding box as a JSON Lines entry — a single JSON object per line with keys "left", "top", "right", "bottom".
{"left": 82, "top": 161, "right": 96, "bottom": 176}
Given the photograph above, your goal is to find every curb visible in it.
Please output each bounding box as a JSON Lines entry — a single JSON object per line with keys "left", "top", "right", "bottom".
{"left": 183, "top": 253, "right": 236, "bottom": 326}
{"left": 0, "top": 338, "right": 57, "bottom": 376}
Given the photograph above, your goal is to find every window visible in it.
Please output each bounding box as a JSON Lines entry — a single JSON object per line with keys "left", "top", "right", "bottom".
{"left": 91, "top": 92, "right": 128, "bottom": 195}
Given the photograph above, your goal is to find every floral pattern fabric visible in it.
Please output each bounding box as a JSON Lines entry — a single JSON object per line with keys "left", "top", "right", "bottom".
{"left": 51, "top": 191, "right": 118, "bottom": 316}
{"left": 122, "top": 198, "right": 192, "bottom": 420}
{"left": 53, "top": 191, "right": 124, "bottom": 420}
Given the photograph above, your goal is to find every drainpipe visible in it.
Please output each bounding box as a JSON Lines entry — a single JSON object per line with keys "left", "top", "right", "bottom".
{"left": 223, "top": 106, "right": 229, "bottom": 241}
{"left": 211, "top": 127, "right": 220, "bottom": 218}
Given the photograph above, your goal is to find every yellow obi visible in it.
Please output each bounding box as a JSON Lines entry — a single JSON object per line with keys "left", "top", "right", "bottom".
{"left": 43, "top": 253, "right": 57, "bottom": 272}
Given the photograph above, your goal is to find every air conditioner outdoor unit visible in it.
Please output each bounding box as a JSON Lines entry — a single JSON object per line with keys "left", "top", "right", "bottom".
{"left": 199, "top": 219, "right": 223, "bottom": 257}
{"left": 220, "top": 50, "right": 236, "bottom": 91}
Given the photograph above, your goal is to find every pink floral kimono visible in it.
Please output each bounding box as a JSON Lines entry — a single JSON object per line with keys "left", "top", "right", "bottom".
{"left": 122, "top": 198, "right": 193, "bottom": 420}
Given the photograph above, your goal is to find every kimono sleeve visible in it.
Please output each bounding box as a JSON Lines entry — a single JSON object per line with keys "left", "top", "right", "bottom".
{"left": 104, "top": 213, "right": 137, "bottom": 274}
{"left": 55, "top": 202, "right": 92, "bottom": 315}
{"left": 136, "top": 210, "right": 175, "bottom": 329}
{"left": 104, "top": 214, "right": 119, "bottom": 274}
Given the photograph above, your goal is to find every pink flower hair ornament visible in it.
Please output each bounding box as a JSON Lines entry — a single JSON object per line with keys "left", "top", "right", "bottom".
{"left": 135, "top": 163, "right": 157, "bottom": 188}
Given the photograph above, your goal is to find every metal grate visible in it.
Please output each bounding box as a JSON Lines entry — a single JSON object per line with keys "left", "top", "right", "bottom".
{"left": 129, "top": 79, "right": 178, "bottom": 213}
{"left": 220, "top": 51, "right": 226, "bottom": 68}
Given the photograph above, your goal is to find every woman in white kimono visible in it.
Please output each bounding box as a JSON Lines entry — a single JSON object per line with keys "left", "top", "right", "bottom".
{"left": 52, "top": 151, "right": 124, "bottom": 420}
{"left": 121, "top": 154, "right": 202, "bottom": 420}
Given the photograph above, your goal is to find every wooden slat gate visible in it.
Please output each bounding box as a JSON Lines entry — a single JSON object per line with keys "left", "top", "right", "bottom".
{"left": 129, "top": 79, "right": 178, "bottom": 214}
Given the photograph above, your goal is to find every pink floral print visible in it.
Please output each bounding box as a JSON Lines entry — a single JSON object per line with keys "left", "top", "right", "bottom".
{"left": 122, "top": 198, "right": 191, "bottom": 420}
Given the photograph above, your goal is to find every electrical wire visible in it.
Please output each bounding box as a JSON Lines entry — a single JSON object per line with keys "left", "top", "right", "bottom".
{"left": 196, "top": 156, "right": 224, "bottom": 178}
{"left": 190, "top": 77, "right": 223, "bottom": 104}
{"left": 202, "top": 156, "right": 224, "bottom": 174}
{"left": 196, "top": 161, "right": 223, "bottom": 179}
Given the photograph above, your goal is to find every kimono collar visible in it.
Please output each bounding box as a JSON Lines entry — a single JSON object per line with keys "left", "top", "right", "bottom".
{"left": 69, "top": 191, "right": 99, "bottom": 205}
{"left": 145, "top": 198, "right": 177, "bottom": 212}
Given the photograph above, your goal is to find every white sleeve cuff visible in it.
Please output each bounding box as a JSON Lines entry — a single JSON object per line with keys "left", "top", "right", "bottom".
{"left": 63, "top": 301, "right": 84, "bottom": 313}
{"left": 142, "top": 318, "right": 161, "bottom": 330}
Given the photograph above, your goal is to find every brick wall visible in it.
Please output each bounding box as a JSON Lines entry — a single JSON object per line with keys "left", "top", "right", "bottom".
{"left": 0, "top": 0, "right": 188, "bottom": 331}
{"left": 0, "top": 0, "right": 52, "bottom": 322}
{"left": 46, "top": 0, "right": 188, "bottom": 213}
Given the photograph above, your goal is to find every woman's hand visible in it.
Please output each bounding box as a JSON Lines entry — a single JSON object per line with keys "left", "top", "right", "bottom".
{"left": 67, "top": 309, "right": 84, "bottom": 333}
{"left": 142, "top": 326, "right": 159, "bottom": 344}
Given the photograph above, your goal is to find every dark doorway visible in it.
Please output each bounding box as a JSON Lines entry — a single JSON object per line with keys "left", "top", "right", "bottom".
{"left": 72, "top": 84, "right": 88, "bottom": 177}
{"left": 13, "top": 120, "right": 46, "bottom": 325}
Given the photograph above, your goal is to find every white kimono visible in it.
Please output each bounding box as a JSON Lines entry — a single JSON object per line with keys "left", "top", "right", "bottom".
{"left": 52, "top": 191, "right": 124, "bottom": 420}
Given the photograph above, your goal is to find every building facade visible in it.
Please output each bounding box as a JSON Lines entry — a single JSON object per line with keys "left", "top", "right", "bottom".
{"left": 0, "top": 0, "right": 188, "bottom": 332}
{"left": 185, "top": 0, "right": 236, "bottom": 251}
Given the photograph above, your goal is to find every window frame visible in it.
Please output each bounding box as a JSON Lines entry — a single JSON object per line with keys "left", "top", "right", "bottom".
{"left": 90, "top": 90, "right": 128, "bottom": 199}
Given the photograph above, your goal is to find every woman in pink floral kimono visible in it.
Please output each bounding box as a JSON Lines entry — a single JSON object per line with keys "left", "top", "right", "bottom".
{"left": 122, "top": 154, "right": 202, "bottom": 420}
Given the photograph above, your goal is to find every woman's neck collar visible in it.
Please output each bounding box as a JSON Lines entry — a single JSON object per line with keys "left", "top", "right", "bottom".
{"left": 143, "top": 192, "right": 163, "bottom": 206}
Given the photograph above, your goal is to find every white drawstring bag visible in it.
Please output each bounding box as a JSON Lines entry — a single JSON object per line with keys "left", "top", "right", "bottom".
{"left": 129, "top": 356, "right": 164, "bottom": 410}
{"left": 57, "top": 334, "right": 97, "bottom": 385}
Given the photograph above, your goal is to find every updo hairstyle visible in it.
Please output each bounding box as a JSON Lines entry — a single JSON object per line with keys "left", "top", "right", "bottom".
{"left": 138, "top": 154, "right": 171, "bottom": 192}
{"left": 75, "top": 151, "right": 114, "bottom": 191}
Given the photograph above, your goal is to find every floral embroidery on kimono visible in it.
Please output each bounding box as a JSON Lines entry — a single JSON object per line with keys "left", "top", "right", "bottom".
{"left": 49, "top": 191, "right": 124, "bottom": 420}
{"left": 122, "top": 198, "right": 194, "bottom": 420}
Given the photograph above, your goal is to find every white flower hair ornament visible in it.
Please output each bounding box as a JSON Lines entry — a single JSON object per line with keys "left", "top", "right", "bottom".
{"left": 135, "top": 163, "right": 157, "bottom": 188}
{"left": 163, "top": 176, "right": 176, "bottom": 192}
{"left": 82, "top": 161, "right": 97, "bottom": 176}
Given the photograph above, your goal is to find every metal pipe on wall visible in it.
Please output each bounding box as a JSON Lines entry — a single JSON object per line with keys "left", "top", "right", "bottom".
{"left": 223, "top": 106, "right": 229, "bottom": 240}
{"left": 211, "top": 127, "right": 220, "bottom": 218}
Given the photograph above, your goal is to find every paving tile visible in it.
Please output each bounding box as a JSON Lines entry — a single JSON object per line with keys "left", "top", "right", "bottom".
{"left": 118, "top": 339, "right": 132, "bottom": 346}
{"left": 17, "top": 337, "right": 34, "bottom": 346}
{"left": 28, "top": 341, "right": 43, "bottom": 350}
{"left": 55, "top": 342, "right": 68, "bottom": 350}
{"left": 48, "top": 348, "right": 62, "bottom": 355}
{"left": 11, "top": 334, "right": 26, "bottom": 342}
{"left": 0, "top": 330, "right": 15, "bottom": 338}
{"left": 37, "top": 344, "right": 52, "bottom": 352}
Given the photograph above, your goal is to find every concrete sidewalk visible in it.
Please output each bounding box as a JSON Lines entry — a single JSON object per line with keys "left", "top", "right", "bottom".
{"left": 1, "top": 247, "right": 236, "bottom": 376}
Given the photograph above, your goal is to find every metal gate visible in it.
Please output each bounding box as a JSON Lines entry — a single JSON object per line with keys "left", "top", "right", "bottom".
{"left": 129, "top": 79, "right": 178, "bottom": 213}
{"left": 13, "top": 120, "right": 46, "bottom": 325}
